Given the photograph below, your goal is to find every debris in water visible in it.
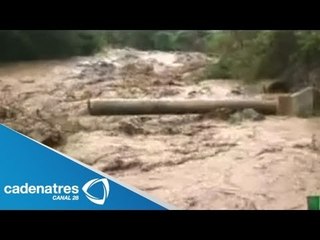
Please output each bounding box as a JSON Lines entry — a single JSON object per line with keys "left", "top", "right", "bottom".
{"left": 229, "top": 108, "right": 265, "bottom": 124}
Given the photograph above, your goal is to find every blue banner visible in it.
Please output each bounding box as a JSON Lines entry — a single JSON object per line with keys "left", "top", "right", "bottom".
{"left": 0, "top": 125, "right": 170, "bottom": 210}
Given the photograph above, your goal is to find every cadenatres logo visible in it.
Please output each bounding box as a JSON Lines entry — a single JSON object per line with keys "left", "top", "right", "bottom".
{"left": 2, "top": 178, "right": 110, "bottom": 206}
{"left": 82, "top": 178, "right": 110, "bottom": 205}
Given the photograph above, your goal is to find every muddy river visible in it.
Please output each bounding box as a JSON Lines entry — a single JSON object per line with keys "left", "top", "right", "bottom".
{"left": 0, "top": 48, "right": 320, "bottom": 210}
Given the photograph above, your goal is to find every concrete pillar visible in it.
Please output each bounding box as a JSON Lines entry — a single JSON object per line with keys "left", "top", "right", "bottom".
{"left": 277, "top": 87, "right": 314, "bottom": 117}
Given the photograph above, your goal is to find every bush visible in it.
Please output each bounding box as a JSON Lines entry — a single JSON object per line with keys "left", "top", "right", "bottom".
{"left": 104, "top": 30, "right": 212, "bottom": 52}
{"left": 204, "top": 58, "right": 232, "bottom": 79}
{"left": 293, "top": 31, "right": 320, "bottom": 67}
{"left": 0, "top": 30, "right": 104, "bottom": 62}
{"left": 255, "top": 31, "right": 297, "bottom": 79}
{"left": 153, "top": 31, "right": 174, "bottom": 51}
{"left": 171, "top": 31, "right": 198, "bottom": 51}
{"left": 204, "top": 30, "right": 302, "bottom": 82}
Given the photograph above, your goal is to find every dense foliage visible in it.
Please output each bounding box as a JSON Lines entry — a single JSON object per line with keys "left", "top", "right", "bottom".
{"left": 203, "top": 30, "right": 320, "bottom": 84}
{"left": 104, "top": 30, "right": 211, "bottom": 52}
{"left": 0, "top": 30, "right": 104, "bottom": 61}
{"left": 1, "top": 30, "right": 320, "bottom": 87}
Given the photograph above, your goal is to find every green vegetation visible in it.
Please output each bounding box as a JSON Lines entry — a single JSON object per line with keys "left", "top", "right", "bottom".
{"left": 202, "top": 30, "right": 320, "bottom": 85}
{"left": 0, "top": 30, "right": 212, "bottom": 60}
{"left": 104, "top": 30, "right": 211, "bottom": 51}
{"left": 106, "top": 30, "right": 320, "bottom": 85}
{"left": 1, "top": 30, "right": 320, "bottom": 88}
{"left": 0, "top": 30, "right": 104, "bottom": 61}
{"left": 202, "top": 31, "right": 298, "bottom": 81}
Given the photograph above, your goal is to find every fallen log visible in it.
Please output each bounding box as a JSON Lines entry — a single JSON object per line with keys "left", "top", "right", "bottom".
{"left": 88, "top": 98, "right": 277, "bottom": 116}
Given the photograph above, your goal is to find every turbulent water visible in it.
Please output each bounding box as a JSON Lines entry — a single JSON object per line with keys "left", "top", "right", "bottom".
{"left": 0, "top": 48, "right": 320, "bottom": 210}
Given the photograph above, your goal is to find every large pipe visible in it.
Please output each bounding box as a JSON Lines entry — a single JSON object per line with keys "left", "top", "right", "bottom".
{"left": 88, "top": 98, "right": 277, "bottom": 116}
